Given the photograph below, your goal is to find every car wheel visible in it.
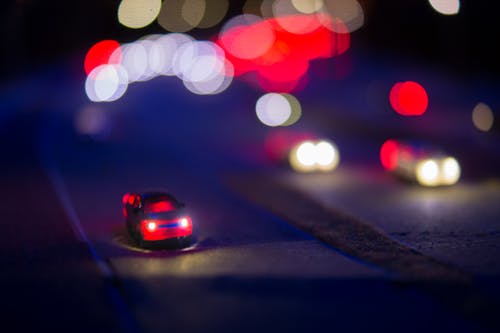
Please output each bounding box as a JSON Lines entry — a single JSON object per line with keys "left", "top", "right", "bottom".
{"left": 126, "top": 221, "right": 134, "bottom": 238}
{"left": 179, "top": 236, "right": 192, "bottom": 248}
{"left": 137, "top": 232, "right": 146, "bottom": 248}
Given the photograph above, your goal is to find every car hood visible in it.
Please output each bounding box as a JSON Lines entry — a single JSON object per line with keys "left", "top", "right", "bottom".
{"left": 143, "top": 208, "right": 188, "bottom": 221}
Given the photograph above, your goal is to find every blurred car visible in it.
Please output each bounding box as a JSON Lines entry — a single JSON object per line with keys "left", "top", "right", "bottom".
{"left": 380, "top": 139, "right": 461, "bottom": 186}
{"left": 122, "top": 191, "right": 193, "bottom": 248}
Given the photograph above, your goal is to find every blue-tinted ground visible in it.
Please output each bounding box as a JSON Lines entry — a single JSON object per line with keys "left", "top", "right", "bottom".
{"left": 1, "top": 44, "right": 499, "bottom": 332}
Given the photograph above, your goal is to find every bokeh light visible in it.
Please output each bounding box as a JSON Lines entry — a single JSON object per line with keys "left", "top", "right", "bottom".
{"left": 84, "top": 32, "right": 235, "bottom": 102}
{"left": 322, "top": 0, "right": 364, "bottom": 33}
{"left": 180, "top": 42, "right": 234, "bottom": 95}
{"left": 197, "top": 0, "right": 229, "bottom": 28}
{"left": 158, "top": 0, "right": 202, "bottom": 32}
{"left": 217, "top": 13, "right": 350, "bottom": 92}
{"left": 315, "top": 140, "right": 339, "bottom": 171}
{"left": 220, "top": 15, "right": 276, "bottom": 60}
{"left": 281, "top": 94, "right": 302, "bottom": 126}
{"left": 272, "top": 0, "right": 323, "bottom": 34}
{"left": 182, "top": 0, "right": 206, "bottom": 28}
{"left": 85, "top": 64, "right": 128, "bottom": 102}
{"left": 260, "top": 0, "right": 276, "bottom": 18}
{"left": 416, "top": 159, "right": 440, "bottom": 186}
{"left": 289, "top": 139, "right": 339, "bottom": 172}
{"left": 381, "top": 139, "right": 461, "bottom": 186}
{"left": 291, "top": 0, "right": 324, "bottom": 14}
{"left": 380, "top": 139, "right": 399, "bottom": 171}
{"left": 153, "top": 33, "right": 195, "bottom": 76}
{"left": 118, "top": 0, "right": 162, "bottom": 29}
{"left": 264, "top": 129, "right": 316, "bottom": 162}
{"left": 256, "top": 93, "right": 292, "bottom": 127}
{"left": 74, "top": 106, "right": 110, "bottom": 139}
{"left": 472, "top": 102, "right": 494, "bottom": 132}
{"left": 389, "top": 81, "right": 429, "bottom": 116}
{"left": 428, "top": 0, "right": 460, "bottom": 15}
{"left": 84, "top": 40, "right": 122, "bottom": 75}
{"left": 119, "top": 42, "right": 149, "bottom": 82}
{"left": 294, "top": 141, "right": 317, "bottom": 170}
{"left": 243, "top": 0, "right": 263, "bottom": 16}
{"left": 441, "top": 157, "right": 460, "bottom": 185}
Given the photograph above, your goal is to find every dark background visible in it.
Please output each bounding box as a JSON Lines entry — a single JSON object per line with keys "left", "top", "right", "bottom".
{"left": 1, "top": 0, "right": 499, "bottom": 83}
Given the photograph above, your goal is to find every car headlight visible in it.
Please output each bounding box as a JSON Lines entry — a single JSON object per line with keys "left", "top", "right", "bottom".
{"left": 416, "top": 159, "right": 440, "bottom": 186}
{"left": 289, "top": 140, "right": 339, "bottom": 172}
{"left": 180, "top": 217, "right": 190, "bottom": 228}
{"left": 440, "top": 157, "right": 460, "bottom": 185}
{"left": 146, "top": 221, "right": 157, "bottom": 231}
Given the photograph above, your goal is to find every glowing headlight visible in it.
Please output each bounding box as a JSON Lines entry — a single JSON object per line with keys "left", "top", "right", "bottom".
{"left": 416, "top": 159, "right": 440, "bottom": 186}
{"left": 180, "top": 217, "right": 189, "bottom": 228}
{"left": 296, "top": 141, "right": 317, "bottom": 166}
{"left": 440, "top": 157, "right": 460, "bottom": 185}
{"left": 289, "top": 140, "right": 339, "bottom": 172}
{"left": 146, "top": 221, "right": 157, "bottom": 231}
{"left": 315, "top": 140, "right": 339, "bottom": 171}
{"left": 381, "top": 139, "right": 461, "bottom": 187}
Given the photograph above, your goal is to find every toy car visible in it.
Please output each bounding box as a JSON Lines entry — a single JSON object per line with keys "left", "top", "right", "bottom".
{"left": 380, "top": 139, "right": 461, "bottom": 186}
{"left": 122, "top": 191, "right": 193, "bottom": 248}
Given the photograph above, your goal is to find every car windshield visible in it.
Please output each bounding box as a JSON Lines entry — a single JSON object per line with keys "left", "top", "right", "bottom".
{"left": 143, "top": 195, "right": 181, "bottom": 213}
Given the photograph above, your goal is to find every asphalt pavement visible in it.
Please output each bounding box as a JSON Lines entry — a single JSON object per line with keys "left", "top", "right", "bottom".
{"left": 1, "top": 47, "right": 500, "bottom": 332}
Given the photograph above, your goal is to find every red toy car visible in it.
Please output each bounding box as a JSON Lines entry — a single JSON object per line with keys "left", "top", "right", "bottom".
{"left": 122, "top": 191, "right": 193, "bottom": 248}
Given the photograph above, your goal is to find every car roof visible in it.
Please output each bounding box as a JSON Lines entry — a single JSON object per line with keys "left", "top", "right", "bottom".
{"left": 141, "top": 191, "right": 177, "bottom": 201}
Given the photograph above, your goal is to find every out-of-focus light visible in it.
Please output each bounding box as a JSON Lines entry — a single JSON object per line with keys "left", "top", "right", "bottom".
{"left": 243, "top": 0, "right": 263, "bottom": 16}
{"left": 182, "top": 0, "right": 206, "bottom": 28}
{"left": 217, "top": 14, "right": 350, "bottom": 92}
{"left": 322, "top": 0, "right": 364, "bottom": 33}
{"left": 315, "top": 140, "right": 339, "bottom": 171}
{"left": 173, "top": 41, "right": 216, "bottom": 79}
{"left": 147, "top": 35, "right": 168, "bottom": 75}
{"left": 85, "top": 64, "right": 128, "bottom": 102}
{"left": 428, "top": 0, "right": 460, "bottom": 15}
{"left": 264, "top": 129, "right": 316, "bottom": 162}
{"left": 183, "top": 59, "right": 234, "bottom": 95}
{"left": 416, "top": 159, "right": 440, "bottom": 186}
{"left": 389, "top": 81, "right": 428, "bottom": 116}
{"left": 171, "top": 40, "right": 234, "bottom": 95}
{"left": 118, "top": 0, "right": 162, "bottom": 29}
{"left": 260, "top": 0, "right": 275, "bottom": 18}
{"left": 472, "top": 102, "right": 494, "bottom": 132}
{"left": 158, "top": 0, "right": 204, "bottom": 32}
{"left": 380, "top": 139, "right": 399, "bottom": 171}
{"left": 295, "top": 141, "right": 317, "bottom": 169}
{"left": 152, "top": 33, "right": 195, "bottom": 76}
{"left": 256, "top": 93, "right": 292, "bottom": 127}
{"left": 180, "top": 218, "right": 189, "bottom": 228}
{"left": 289, "top": 139, "right": 339, "bottom": 172}
{"left": 197, "top": 0, "right": 229, "bottom": 28}
{"left": 441, "top": 157, "right": 460, "bottom": 185}
{"left": 273, "top": 0, "right": 323, "bottom": 34}
{"left": 292, "top": 0, "right": 324, "bottom": 14}
{"left": 146, "top": 221, "right": 157, "bottom": 231}
{"left": 137, "top": 38, "right": 160, "bottom": 81}
{"left": 84, "top": 40, "right": 122, "bottom": 75}
{"left": 281, "top": 94, "right": 302, "bottom": 126}
{"left": 74, "top": 106, "right": 110, "bottom": 138}
{"left": 119, "top": 42, "right": 149, "bottom": 82}
{"left": 384, "top": 139, "right": 461, "bottom": 186}
{"left": 220, "top": 14, "right": 276, "bottom": 60}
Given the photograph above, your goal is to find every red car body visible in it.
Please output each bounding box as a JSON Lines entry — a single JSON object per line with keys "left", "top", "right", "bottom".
{"left": 122, "top": 191, "right": 193, "bottom": 247}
